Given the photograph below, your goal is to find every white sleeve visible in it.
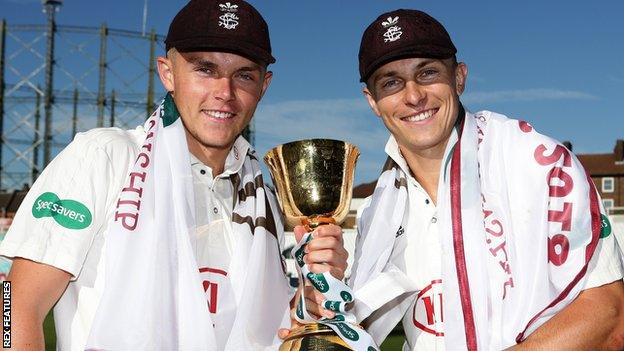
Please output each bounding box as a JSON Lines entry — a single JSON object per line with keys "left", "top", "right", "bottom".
{"left": 584, "top": 216, "right": 623, "bottom": 289}
{"left": 0, "top": 130, "right": 136, "bottom": 278}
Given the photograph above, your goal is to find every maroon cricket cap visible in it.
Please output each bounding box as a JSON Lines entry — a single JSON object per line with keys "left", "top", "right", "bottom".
{"left": 165, "top": 0, "right": 275, "bottom": 65}
{"left": 358, "top": 9, "right": 457, "bottom": 82}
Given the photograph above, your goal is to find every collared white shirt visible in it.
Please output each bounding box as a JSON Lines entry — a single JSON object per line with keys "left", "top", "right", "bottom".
{"left": 190, "top": 136, "right": 249, "bottom": 350}
{"left": 0, "top": 127, "right": 252, "bottom": 351}
{"left": 384, "top": 135, "right": 446, "bottom": 351}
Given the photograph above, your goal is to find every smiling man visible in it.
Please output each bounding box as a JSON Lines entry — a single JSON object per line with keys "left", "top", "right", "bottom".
{"left": 0, "top": 1, "right": 346, "bottom": 350}
{"left": 349, "top": 9, "right": 624, "bottom": 351}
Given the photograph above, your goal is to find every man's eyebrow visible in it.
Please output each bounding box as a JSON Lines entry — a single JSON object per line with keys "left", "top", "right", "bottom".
{"left": 373, "top": 59, "right": 443, "bottom": 82}
{"left": 237, "top": 65, "right": 262, "bottom": 72}
{"left": 372, "top": 70, "right": 398, "bottom": 84}
{"left": 187, "top": 57, "right": 218, "bottom": 68}
{"left": 186, "top": 57, "right": 262, "bottom": 73}
{"left": 414, "top": 59, "right": 440, "bottom": 69}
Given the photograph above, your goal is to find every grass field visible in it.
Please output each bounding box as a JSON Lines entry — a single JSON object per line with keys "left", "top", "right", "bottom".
{"left": 43, "top": 313, "right": 404, "bottom": 350}
{"left": 43, "top": 312, "right": 56, "bottom": 350}
{"left": 380, "top": 334, "right": 405, "bottom": 350}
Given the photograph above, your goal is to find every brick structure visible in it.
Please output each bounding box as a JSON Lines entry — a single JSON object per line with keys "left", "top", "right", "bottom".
{"left": 577, "top": 139, "right": 624, "bottom": 214}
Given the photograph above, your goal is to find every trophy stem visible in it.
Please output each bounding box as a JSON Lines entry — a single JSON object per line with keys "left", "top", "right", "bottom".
{"left": 302, "top": 216, "right": 336, "bottom": 232}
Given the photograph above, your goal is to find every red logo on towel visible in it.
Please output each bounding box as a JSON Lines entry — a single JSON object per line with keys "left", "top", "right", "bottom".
{"left": 114, "top": 118, "right": 157, "bottom": 231}
{"left": 534, "top": 144, "right": 575, "bottom": 266}
{"left": 482, "top": 202, "right": 515, "bottom": 300}
{"left": 412, "top": 279, "right": 444, "bottom": 336}
{"left": 199, "top": 267, "right": 228, "bottom": 314}
{"left": 519, "top": 120, "right": 533, "bottom": 133}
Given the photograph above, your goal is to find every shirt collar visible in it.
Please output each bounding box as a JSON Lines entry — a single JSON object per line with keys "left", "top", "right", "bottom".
{"left": 223, "top": 135, "right": 250, "bottom": 177}
{"left": 384, "top": 135, "right": 412, "bottom": 178}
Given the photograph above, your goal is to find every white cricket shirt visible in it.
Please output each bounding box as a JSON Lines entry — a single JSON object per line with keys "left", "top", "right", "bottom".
{"left": 381, "top": 135, "right": 624, "bottom": 351}
{"left": 0, "top": 126, "right": 249, "bottom": 351}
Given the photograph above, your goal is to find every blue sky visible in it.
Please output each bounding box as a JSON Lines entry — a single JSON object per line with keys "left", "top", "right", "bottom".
{"left": 2, "top": 0, "right": 623, "bottom": 185}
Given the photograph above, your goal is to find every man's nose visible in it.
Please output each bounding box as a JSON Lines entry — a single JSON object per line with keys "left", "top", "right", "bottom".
{"left": 403, "top": 81, "right": 426, "bottom": 107}
{"left": 213, "top": 77, "right": 234, "bottom": 101}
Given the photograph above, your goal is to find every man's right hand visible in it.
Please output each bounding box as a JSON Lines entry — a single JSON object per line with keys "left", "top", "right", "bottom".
{"left": 6, "top": 258, "right": 71, "bottom": 350}
{"left": 278, "top": 224, "right": 348, "bottom": 341}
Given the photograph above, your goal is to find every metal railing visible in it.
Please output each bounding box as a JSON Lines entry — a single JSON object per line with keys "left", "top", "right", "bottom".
{"left": 0, "top": 12, "right": 166, "bottom": 191}
{"left": 1, "top": 6, "right": 256, "bottom": 191}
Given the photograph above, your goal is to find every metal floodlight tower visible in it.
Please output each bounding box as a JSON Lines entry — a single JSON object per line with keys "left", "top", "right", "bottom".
{"left": 41, "top": 0, "right": 62, "bottom": 166}
{"left": 42, "top": 0, "right": 63, "bottom": 13}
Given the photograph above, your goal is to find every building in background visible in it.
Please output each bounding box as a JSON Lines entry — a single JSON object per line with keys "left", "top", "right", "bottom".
{"left": 576, "top": 139, "right": 624, "bottom": 215}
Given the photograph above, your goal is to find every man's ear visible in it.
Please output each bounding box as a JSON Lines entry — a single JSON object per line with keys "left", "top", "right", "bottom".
{"left": 363, "top": 86, "right": 382, "bottom": 117}
{"left": 157, "top": 55, "right": 175, "bottom": 93}
{"left": 259, "top": 70, "right": 273, "bottom": 100}
{"left": 455, "top": 62, "right": 468, "bottom": 96}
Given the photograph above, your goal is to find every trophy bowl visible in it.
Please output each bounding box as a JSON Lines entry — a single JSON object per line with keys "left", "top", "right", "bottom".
{"left": 264, "top": 139, "right": 359, "bottom": 230}
{"left": 264, "top": 139, "right": 360, "bottom": 351}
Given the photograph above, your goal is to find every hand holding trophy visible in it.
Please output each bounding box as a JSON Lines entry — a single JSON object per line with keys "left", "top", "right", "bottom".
{"left": 264, "top": 139, "right": 378, "bottom": 351}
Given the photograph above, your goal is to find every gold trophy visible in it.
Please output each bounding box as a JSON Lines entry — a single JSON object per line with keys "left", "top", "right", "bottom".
{"left": 264, "top": 139, "right": 360, "bottom": 351}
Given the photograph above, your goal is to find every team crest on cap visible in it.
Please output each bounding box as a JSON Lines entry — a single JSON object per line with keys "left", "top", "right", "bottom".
{"left": 218, "top": 2, "right": 240, "bottom": 30}
{"left": 381, "top": 16, "right": 402, "bottom": 43}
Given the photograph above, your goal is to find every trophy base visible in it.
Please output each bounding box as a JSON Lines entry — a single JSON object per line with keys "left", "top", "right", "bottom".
{"left": 279, "top": 323, "right": 353, "bottom": 351}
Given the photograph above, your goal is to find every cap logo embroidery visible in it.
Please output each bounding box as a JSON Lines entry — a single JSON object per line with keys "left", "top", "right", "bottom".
{"left": 218, "top": 2, "right": 240, "bottom": 30}
{"left": 382, "top": 16, "right": 402, "bottom": 43}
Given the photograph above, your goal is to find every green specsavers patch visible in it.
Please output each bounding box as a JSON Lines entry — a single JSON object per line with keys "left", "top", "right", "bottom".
{"left": 32, "top": 192, "right": 92, "bottom": 230}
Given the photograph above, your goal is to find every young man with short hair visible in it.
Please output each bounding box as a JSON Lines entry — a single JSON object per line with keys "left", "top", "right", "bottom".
{"left": 350, "top": 9, "right": 624, "bottom": 350}
{"left": 0, "top": 1, "right": 346, "bottom": 350}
